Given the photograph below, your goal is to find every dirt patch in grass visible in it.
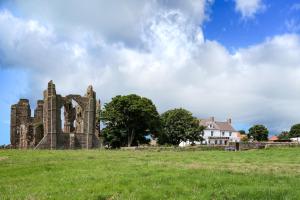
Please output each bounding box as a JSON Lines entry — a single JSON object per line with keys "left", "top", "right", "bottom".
{"left": 0, "top": 156, "right": 8, "bottom": 161}
{"left": 184, "top": 163, "right": 207, "bottom": 169}
{"left": 183, "top": 162, "right": 300, "bottom": 174}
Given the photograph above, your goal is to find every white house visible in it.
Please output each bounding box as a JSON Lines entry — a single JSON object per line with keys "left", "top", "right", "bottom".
{"left": 290, "top": 137, "right": 300, "bottom": 143}
{"left": 179, "top": 117, "right": 240, "bottom": 147}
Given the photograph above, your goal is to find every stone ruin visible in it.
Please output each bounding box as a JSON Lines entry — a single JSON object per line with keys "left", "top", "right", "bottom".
{"left": 10, "top": 80, "right": 101, "bottom": 149}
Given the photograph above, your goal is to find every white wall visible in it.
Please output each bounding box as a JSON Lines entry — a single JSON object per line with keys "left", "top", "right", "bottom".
{"left": 179, "top": 130, "right": 240, "bottom": 147}
{"left": 291, "top": 137, "right": 300, "bottom": 143}
{"left": 203, "top": 130, "right": 239, "bottom": 142}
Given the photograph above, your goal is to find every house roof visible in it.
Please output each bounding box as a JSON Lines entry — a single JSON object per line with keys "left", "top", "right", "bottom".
{"left": 199, "top": 118, "right": 236, "bottom": 132}
{"left": 269, "top": 136, "right": 279, "bottom": 141}
{"left": 237, "top": 132, "right": 247, "bottom": 139}
{"left": 215, "top": 122, "right": 236, "bottom": 132}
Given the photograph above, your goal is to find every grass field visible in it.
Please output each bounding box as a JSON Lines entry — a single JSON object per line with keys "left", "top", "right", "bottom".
{"left": 0, "top": 148, "right": 300, "bottom": 200}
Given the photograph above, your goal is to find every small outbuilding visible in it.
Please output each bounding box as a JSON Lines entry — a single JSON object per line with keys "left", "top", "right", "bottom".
{"left": 268, "top": 136, "right": 279, "bottom": 142}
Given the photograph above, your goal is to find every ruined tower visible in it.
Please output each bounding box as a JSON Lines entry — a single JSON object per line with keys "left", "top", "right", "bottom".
{"left": 10, "top": 99, "right": 33, "bottom": 148}
{"left": 10, "top": 80, "right": 100, "bottom": 149}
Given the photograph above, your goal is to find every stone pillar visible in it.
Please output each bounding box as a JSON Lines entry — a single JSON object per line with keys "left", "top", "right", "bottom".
{"left": 10, "top": 105, "right": 17, "bottom": 148}
{"left": 95, "top": 99, "right": 101, "bottom": 136}
{"left": 84, "top": 86, "right": 96, "bottom": 149}
{"left": 45, "top": 80, "right": 60, "bottom": 149}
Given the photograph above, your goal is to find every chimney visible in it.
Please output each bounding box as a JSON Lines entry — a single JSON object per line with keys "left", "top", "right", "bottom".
{"left": 227, "top": 118, "right": 232, "bottom": 124}
{"left": 209, "top": 116, "right": 214, "bottom": 122}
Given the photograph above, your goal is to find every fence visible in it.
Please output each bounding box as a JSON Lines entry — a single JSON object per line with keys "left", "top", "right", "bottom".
{"left": 120, "top": 142, "right": 300, "bottom": 151}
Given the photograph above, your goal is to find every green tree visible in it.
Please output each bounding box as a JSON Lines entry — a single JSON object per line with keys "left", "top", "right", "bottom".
{"left": 101, "top": 94, "right": 160, "bottom": 148}
{"left": 289, "top": 124, "right": 300, "bottom": 138}
{"left": 239, "top": 130, "right": 246, "bottom": 135}
{"left": 277, "top": 131, "right": 290, "bottom": 140}
{"left": 240, "top": 136, "right": 249, "bottom": 142}
{"left": 158, "top": 108, "right": 204, "bottom": 146}
{"left": 248, "top": 125, "right": 269, "bottom": 141}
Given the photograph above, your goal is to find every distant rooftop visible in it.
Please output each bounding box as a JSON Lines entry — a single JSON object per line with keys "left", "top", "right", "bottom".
{"left": 199, "top": 117, "right": 236, "bottom": 132}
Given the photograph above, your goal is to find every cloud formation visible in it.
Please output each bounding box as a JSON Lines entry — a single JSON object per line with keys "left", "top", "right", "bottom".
{"left": 291, "top": 3, "right": 300, "bottom": 11}
{"left": 10, "top": 0, "right": 212, "bottom": 47}
{"left": 1, "top": 0, "right": 300, "bottom": 133}
{"left": 234, "top": 0, "right": 265, "bottom": 19}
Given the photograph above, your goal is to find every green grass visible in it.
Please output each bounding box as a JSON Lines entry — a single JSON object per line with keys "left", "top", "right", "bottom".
{"left": 0, "top": 148, "right": 300, "bottom": 200}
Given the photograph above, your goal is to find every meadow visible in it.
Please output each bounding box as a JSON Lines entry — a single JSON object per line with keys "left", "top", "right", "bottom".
{"left": 0, "top": 148, "right": 300, "bottom": 200}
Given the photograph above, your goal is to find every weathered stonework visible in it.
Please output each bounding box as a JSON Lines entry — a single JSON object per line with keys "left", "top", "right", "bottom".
{"left": 10, "top": 80, "right": 101, "bottom": 149}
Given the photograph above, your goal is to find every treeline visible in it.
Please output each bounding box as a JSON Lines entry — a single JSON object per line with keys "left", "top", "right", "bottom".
{"left": 99, "top": 94, "right": 205, "bottom": 148}
{"left": 99, "top": 94, "right": 300, "bottom": 148}
{"left": 239, "top": 124, "right": 300, "bottom": 142}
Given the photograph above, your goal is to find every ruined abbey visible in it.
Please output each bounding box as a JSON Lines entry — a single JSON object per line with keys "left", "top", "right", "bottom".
{"left": 10, "top": 81, "right": 101, "bottom": 149}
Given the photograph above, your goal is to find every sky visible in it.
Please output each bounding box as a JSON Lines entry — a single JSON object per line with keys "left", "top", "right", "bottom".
{"left": 1, "top": 0, "right": 300, "bottom": 144}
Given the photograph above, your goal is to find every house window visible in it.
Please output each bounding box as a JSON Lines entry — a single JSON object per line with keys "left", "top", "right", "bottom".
{"left": 229, "top": 132, "right": 232, "bottom": 136}
{"left": 214, "top": 140, "right": 217, "bottom": 145}
{"left": 211, "top": 131, "right": 214, "bottom": 136}
{"left": 222, "top": 132, "right": 225, "bottom": 136}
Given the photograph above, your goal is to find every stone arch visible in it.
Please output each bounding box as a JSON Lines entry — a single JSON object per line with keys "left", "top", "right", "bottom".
{"left": 65, "top": 95, "right": 88, "bottom": 109}
{"left": 63, "top": 95, "right": 89, "bottom": 134}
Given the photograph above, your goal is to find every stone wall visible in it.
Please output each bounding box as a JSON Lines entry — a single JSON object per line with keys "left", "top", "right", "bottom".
{"left": 11, "top": 80, "right": 101, "bottom": 149}
{"left": 10, "top": 99, "right": 33, "bottom": 148}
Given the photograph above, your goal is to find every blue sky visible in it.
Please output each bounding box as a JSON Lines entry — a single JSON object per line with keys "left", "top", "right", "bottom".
{"left": 203, "top": 0, "right": 300, "bottom": 50}
{"left": 1, "top": 0, "right": 300, "bottom": 144}
{"left": 0, "top": 69, "right": 29, "bottom": 144}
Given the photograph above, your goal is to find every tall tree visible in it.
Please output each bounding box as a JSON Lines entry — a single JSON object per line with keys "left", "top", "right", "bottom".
{"left": 277, "top": 131, "right": 290, "bottom": 140}
{"left": 158, "top": 108, "right": 204, "bottom": 146}
{"left": 248, "top": 125, "right": 269, "bottom": 141}
{"left": 101, "top": 94, "right": 160, "bottom": 148}
{"left": 289, "top": 124, "right": 300, "bottom": 138}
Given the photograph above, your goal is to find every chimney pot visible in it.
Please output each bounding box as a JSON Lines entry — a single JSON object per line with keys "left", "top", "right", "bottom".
{"left": 227, "top": 118, "right": 232, "bottom": 124}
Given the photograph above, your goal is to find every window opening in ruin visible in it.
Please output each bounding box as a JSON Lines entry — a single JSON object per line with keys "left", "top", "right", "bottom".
{"left": 61, "top": 106, "right": 65, "bottom": 133}
{"left": 73, "top": 99, "right": 84, "bottom": 134}
{"left": 62, "top": 99, "right": 77, "bottom": 134}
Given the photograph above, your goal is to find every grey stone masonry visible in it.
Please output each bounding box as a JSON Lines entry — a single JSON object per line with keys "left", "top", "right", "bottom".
{"left": 11, "top": 80, "right": 101, "bottom": 149}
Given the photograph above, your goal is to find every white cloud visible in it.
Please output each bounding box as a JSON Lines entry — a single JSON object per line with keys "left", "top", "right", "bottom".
{"left": 285, "top": 18, "right": 300, "bottom": 33}
{"left": 291, "top": 3, "right": 300, "bottom": 11}
{"left": 10, "top": 0, "right": 212, "bottom": 47}
{"left": 1, "top": 1, "right": 300, "bottom": 133}
{"left": 234, "top": 0, "right": 266, "bottom": 19}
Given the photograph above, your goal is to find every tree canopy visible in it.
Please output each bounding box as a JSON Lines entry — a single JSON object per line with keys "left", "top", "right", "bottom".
{"left": 277, "top": 131, "right": 290, "bottom": 140}
{"left": 158, "top": 108, "right": 204, "bottom": 145}
{"left": 289, "top": 124, "right": 300, "bottom": 138}
{"left": 101, "top": 94, "right": 160, "bottom": 148}
{"left": 248, "top": 125, "right": 269, "bottom": 141}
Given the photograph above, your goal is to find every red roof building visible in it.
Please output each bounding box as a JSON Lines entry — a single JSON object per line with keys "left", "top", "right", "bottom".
{"left": 269, "top": 136, "right": 279, "bottom": 142}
